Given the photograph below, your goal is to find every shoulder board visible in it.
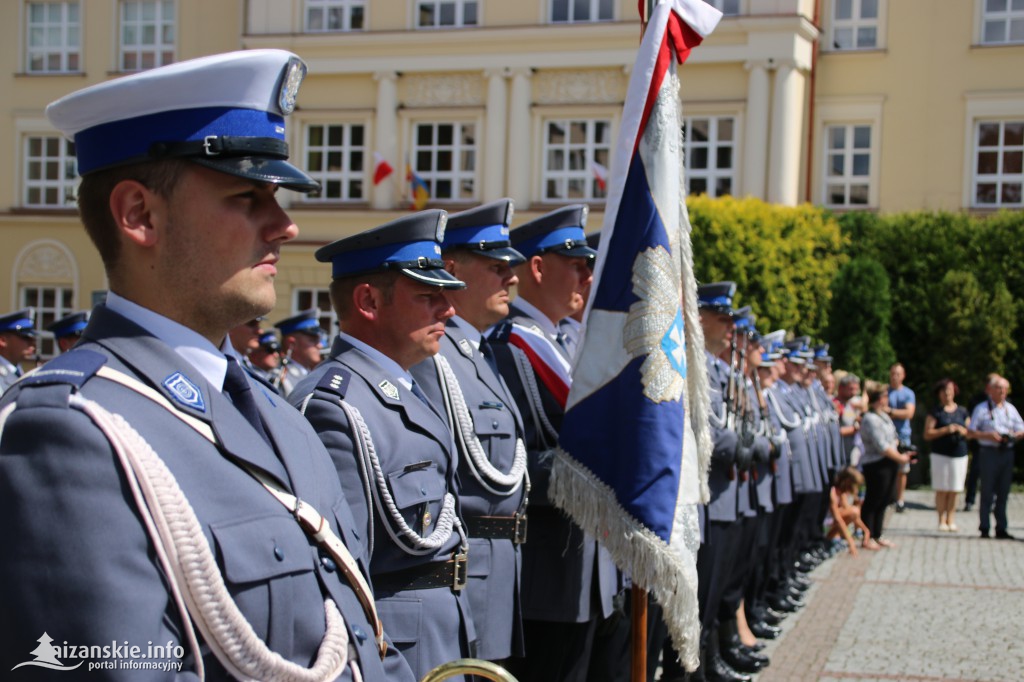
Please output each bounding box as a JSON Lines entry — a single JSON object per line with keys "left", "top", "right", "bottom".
{"left": 19, "top": 349, "right": 107, "bottom": 390}
{"left": 489, "top": 320, "right": 513, "bottom": 344}
{"left": 314, "top": 368, "right": 352, "bottom": 399}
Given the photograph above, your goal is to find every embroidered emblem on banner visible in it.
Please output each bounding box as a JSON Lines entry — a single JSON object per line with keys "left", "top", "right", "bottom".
{"left": 163, "top": 372, "right": 206, "bottom": 412}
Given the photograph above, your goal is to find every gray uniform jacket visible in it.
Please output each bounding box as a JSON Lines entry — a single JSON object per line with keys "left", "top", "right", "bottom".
{"left": 289, "top": 337, "right": 475, "bottom": 680}
{"left": 0, "top": 361, "right": 20, "bottom": 396}
{"left": 410, "top": 320, "right": 526, "bottom": 660}
{"left": 768, "top": 381, "right": 816, "bottom": 495}
{"left": 705, "top": 351, "right": 740, "bottom": 523}
{"left": 746, "top": 380, "right": 775, "bottom": 514}
{"left": 760, "top": 385, "right": 793, "bottom": 507}
{"left": 277, "top": 360, "right": 309, "bottom": 398}
{"left": 0, "top": 305, "right": 413, "bottom": 681}
{"left": 491, "top": 306, "right": 617, "bottom": 624}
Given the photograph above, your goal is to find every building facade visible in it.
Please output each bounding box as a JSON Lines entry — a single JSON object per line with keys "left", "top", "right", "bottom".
{"left": 1, "top": 0, "right": 1021, "bottom": 357}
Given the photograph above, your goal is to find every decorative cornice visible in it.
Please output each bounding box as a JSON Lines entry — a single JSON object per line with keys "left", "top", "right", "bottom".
{"left": 534, "top": 69, "right": 626, "bottom": 105}
{"left": 401, "top": 73, "right": 485, "bottom": 107}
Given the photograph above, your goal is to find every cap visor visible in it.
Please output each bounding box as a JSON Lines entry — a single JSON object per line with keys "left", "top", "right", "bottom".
{"left": 401, "top": 267, "right": 467, "bottom": 290}
{"left": 475, "top": 246, "right": 527, "bottom": 267}
{"left": 558, "top": 245, "right": 599, "bottom": 259}
{"left": 192, "top": 156, "right": 321, "bottom": 193}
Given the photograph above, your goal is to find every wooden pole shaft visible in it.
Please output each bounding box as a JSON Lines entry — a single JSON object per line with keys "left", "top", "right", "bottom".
{"left": 631, "top": 586, "right": 648, "bottom": 682}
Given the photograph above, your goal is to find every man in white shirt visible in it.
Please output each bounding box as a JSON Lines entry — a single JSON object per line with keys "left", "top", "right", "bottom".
{"left": 969, "top": 375, "right": 1024, "bottom": 539}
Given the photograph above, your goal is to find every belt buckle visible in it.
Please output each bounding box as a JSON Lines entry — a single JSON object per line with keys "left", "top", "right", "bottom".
{"left": 452, "top": 551, "right": 468, "bottom": 592}
{"left": 513, "top": 512, "right": 528, "bottom": 544}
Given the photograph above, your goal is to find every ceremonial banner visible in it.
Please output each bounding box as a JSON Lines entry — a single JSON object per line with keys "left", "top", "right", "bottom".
{"left": 406, "top": 164, "right": 429, "bottom": 209}
{"left": 550, "top": 0, "right": 720, "bottom": 670}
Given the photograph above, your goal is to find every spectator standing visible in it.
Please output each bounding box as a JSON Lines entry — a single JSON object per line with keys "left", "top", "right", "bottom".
{"left": 887, "top": 363, "right": 916, "bottom": 512}
{"left": 963, "top": 373, "right": 1000, "bottom": 512}
{"left": 968, "top": 376, "right": 1024, "bottom": 539}
{"left": 837, "top": 373, "right": 864, "bottom": 467}
{"left": 922, "top": 379, "right": 970, "bottom": 532}
{"left": 859, "top": 381, "right": 912, "bottom": 547}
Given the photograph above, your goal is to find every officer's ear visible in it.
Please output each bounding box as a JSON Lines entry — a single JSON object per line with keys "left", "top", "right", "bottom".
{"left": 109, "top": 179, "right": 162, "bottom": 248}
{"left": 527, "top": 254, "right": 545, "bottom": 284}
{"left": 352, "top": 282, "right": 382, "bottom": 321}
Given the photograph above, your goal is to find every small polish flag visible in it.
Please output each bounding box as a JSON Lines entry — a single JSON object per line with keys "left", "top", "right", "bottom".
{"left": 590, "top": 160, "right": 608, "bottom": 192}
{"left": 373, "top": 152, "right": 394, "bottom": 185}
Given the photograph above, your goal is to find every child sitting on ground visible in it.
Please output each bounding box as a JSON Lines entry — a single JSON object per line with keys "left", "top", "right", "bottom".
{"left": 828, "top": 466, "right": 881, "bottom": 555}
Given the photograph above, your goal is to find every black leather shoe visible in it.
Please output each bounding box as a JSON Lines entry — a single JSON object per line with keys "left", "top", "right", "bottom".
{"left": 749, "top": 620, "right": 781, "bottom": 639}
{"left": 720, "top": 645, "right": 768, "bottom": 674}
{"left": 747, "top": 641, "right": 766, "bottom": 652}
{"left": 790, "top": 575, "right": 812, "bottom": 590}
{"left": 762, "top": 606, "right": 786, "bottom": 623}
{"left": 768, "top": 594, "right": 803, "bottom": 612}
{"left": 996, "top": 530, "right": 1016, "bottom": 540}
{"left": 705, "top": 640, "right": 751, "bottom": 682}
{"left": 964, "top": 501, "right": 974, "bottom": 512}
{"left": 980, "top": 530, "right": 990, "bottom": 538}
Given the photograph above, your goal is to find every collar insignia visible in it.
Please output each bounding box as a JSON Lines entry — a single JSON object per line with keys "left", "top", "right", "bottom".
{"left": 163, "top": 372, "right": 206, "bottom": 412}
{"left": 379, "top": 379, "right": 400, "bottom": 401}
{"left": 457, "top": 338, "right": 474, "bottom": 358}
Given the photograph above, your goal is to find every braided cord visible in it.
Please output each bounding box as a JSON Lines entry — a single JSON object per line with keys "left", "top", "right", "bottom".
{"left": 338, "top": 399, "right": 465, "bottom": 555}
{"left": 67, "top": 394, "right": 352, "bottom": 682}
{"left": 433, "top": 355, "right": 528, "bottom": 496}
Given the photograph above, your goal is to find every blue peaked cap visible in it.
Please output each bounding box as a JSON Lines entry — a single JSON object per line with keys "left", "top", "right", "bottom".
{"left": 45, "top": 50, "right": 318, "bottom": 192}
{"left": 444, "top": 199, "right": 525, "bottom": 265}
{"left": 697, "top": 281, "right": 736, "bottom": 314}
{"left": 0, "top": 309, "right": 37, "bottom": 336}
{"left": 258, "top": 331, "right": 280, "bottom": 351}
{"left": 511, "top": 205, "right": 597, "bottom": 259}
{"left": 275, "top": 308, "right": 321, "bottom": 336}
{"left": 316, "top": 210, "right": 466, "bottom": 290}
{"left": 46, "top": 311, "right": 89, "bottom": 339}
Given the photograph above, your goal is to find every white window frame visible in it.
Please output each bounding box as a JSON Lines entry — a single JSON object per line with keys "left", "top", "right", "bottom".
{"left": 406, "top": 117, "right": 479, "bottom": 203}
{"left": 21, "top": 131, "right": 78, "bottom": 208}
{"left": 24, "top": 1, "right": 81, "bottom": 73}
{"left": 300, "top": 120, "right": 368, "bottom": 203}
{"left": 415, "top": 0, "right": 478, "bottom": 28}
{"left": 539, "top": 116, "right": 614, "bottom": 203}
{"left": 683, "top": 115, "right": 738, "bottom": 198}
{"left": 304, "top": 0, "right": 364, "bottom": 32}
{"left": 20, "top": 284, "right": 74, "bottom": 359}
{"left": 119, "top": 0, "right": 175, "bottom": 72}
{"left": 549, "top": 0, "right": 614, "bottom": 23}
{"left": 705, "top": 0, "right": 742, "bottom": 16}
{"left": 963, "top": 93, "right": 1024, "bottom": 209}
{"left": 291, "top": 288, "right": 335, "bottom": 336}
{"left": 825, "top": 0, "right": 886, "bottom": 51}
{"left": 815, "top": 97, "right": 883, "bottom": 209}
{"left": 977, "top": 0, "right": 1024, "bottom": 44}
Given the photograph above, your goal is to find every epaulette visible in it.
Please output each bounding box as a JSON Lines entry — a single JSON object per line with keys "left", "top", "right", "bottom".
{"left": 489, "top": 320, "right": 513, "bottom": 344}
{"left": 315, "top": 368, "right": 352, "bottom": 399}
{"left": 18, "top": 349, "right": 107, "bottom": 390}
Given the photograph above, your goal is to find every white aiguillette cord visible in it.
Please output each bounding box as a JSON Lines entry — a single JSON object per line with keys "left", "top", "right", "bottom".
{"left": 8, "top": 364, "right": 388, "bottom": 679}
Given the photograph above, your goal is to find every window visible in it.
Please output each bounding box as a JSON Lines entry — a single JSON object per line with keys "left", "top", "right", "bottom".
{"left": 417, "top": 1, "right": 477, "bottom": 28}
{"left": 981, "top": 0, "right": 1024, "bottom": 44}
{"left": 823, "top": 124, "right": 872, "bottom": 206}
{"left": 25, "top": 1, "right": 80, "bottom": 73}
{"left": 410, "top": 122, "right": 476, "bottom": 201}
{"left": 829, "top": 0, "right": 879, "bottom": 50}
{"left": 292, "top": 289, "right": 335, "bottom": 336}
{"left": 303, "top": 123, "right": 366, "bottom": 202}
{"left": 21, "top": 286, "right": 74, "bottom": 359}
{"left": 305, "top": 0, "right": 364, "bottom": 32}
{"left": 23, "top": 135, "right": 77, "bottom": 208}
{"left": 683, "top": 116, "right": 735, "bottom": 197}
{"left": 119, "top": 0, "right": 174, "bottom": 71}
{"left": 550, "top": 0, "right": 613, "bottom": 23}
{"left": 706, "top": 0, "right": 741, "bottom": 15}
{"left": 543, "top": 119, "right": 611, "bottom": 202}
{"left": 973, "top": 120, "right": 1023, "bottom": 207}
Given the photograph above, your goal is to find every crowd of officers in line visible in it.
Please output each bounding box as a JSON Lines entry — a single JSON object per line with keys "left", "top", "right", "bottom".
{"left": 0, "top": 49, "right": 850, "bottom": 682}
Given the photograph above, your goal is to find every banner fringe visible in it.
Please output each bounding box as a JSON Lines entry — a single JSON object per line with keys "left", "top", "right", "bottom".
{"left": 550, "top": 451, "right": 702, "bottom": 672}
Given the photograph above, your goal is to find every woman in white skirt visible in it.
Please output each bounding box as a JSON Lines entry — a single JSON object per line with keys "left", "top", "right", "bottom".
{"left": 923, "top": 378, "right": 971, "bottom": 532}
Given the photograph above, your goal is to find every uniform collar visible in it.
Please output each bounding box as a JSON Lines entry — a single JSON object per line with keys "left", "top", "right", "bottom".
{"left": 336, "top": 331, "right": 414, "bottom": 391}
{"left": 511, "top": 297, "right": 560, "bottom": 340}
{"left": 105, "top": 291, "right": 230, "bottom": 391}
{"left": 450, "top": 315, "right": 483, "bottom": 349}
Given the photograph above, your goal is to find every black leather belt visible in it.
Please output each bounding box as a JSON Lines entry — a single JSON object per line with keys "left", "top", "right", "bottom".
{"left": 374, "top": 552, "right": 468, "bottom": 592}
{"left": 465, "top": 513, "right": 528, "bottom": 544}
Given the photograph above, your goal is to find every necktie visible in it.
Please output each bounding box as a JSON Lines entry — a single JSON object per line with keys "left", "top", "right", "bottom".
{"left": 13, "top": 365, "right": 23, "bottom": 378}
{"left": 478, "top": 338, "right": 500, "bottom": 377}
{"left": 410, "top": 380, "right": 432, "bottom": 408}
{"left": 223, "top": 357, "right": 272, "bottom": 447}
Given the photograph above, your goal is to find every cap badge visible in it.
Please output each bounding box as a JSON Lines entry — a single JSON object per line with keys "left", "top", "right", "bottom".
{"left": 278, "top": 58, "right": 306, "bottom": 115}
{"left": 379, "top": 379, "right": 400, "bottom": 401}
{"left": 163, "top": 372, "right": 206, "bottom": 412}
{"left": 436, "top": 214, "right": 447, "bottom": 242}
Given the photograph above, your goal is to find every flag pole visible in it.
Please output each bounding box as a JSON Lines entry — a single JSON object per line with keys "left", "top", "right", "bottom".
{"left": 630, "top": 2, "right": 656, "bottom": 677}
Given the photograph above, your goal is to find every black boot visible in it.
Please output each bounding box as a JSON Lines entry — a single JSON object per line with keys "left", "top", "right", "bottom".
{"left": 718, "top": 619, "right": 769, "bottom": 674}
{"left": 749, "top": 619, "right": 781, "bottom": 640}
{"left": 705, "top": 633, "right": 751, "bottom": 682}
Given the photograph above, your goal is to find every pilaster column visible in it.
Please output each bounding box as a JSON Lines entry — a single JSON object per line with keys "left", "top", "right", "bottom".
{"left": 373, "top": 70, "right": 399, "bottom": 209}
{"left": 506, "top": 68, "right": 533, "bottom": 208}
{"left": 484, "top": 69, "right": 509, "bottom": 201}
{"left": 742, "top": 60, "right": 771, "bottom": 200}
{"left": 767, "top": 61, "right": 805, "bottom": 206}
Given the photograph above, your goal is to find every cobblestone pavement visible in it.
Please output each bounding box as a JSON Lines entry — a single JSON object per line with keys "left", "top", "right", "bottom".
{"left": 757, "top": 489, "right": 1024, "bottom": 682}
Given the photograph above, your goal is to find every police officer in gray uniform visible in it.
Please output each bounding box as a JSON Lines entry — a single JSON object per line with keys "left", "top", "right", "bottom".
{"left": 46, "top": 310, "right": 90, "bottom": 354}
{"left": 0, "top": 309, "right": 37, "bottom": 395}
{"left": 273, "top": 308, "right": 324, "bottom": 397}
{"left": 491, "top": 205, "right": 616, "bottom": 682}
{"left": 288, "top": 211, "right": 477, "bottom": 681}
{"left": 409, "top": 199, "right": 529, "bottom": 663}
{"left": 0, "top": 51, "right": 413, "bottom": 681}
